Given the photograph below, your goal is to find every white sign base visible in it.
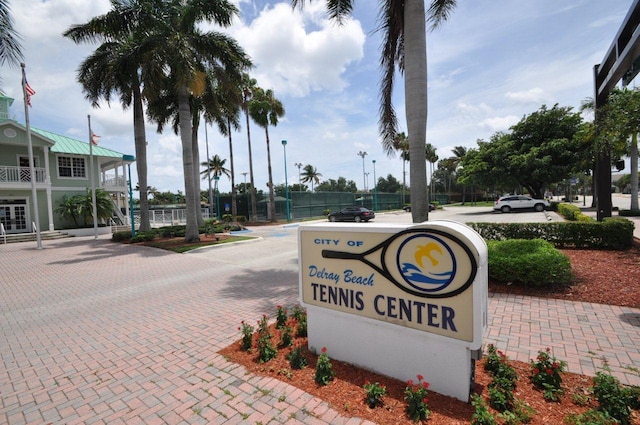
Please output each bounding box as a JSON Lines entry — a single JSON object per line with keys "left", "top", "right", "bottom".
{"left": 306, "top": 305, "right": 476, "bottom": 401}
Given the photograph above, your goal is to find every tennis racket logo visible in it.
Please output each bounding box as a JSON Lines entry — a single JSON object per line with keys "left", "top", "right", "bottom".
{"left": 321, "top": 227, "right": 476, "bottom": 298}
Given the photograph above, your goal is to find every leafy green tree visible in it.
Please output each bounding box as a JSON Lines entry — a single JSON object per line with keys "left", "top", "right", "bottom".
{"left": 376, "top": 174, "right": 402, "bottom": 193}
{"left": 292, "top": 0, "right": 457, "bottom": 223}
{"left": 507, "top": 104, "right": 584, "bottom": 199}
{"left": 301, "top": 164, "right": 323, "bottom": 191}
{"left": 241, "top": 74, "right": 259, "bottom": 221}
{"left": 316, "top": 177, "right": 358, "bottom": 192}
{"left": 451, "top": 146, "right": 467, "bottom": 203}
{"left": 55, "top": 188, "right": 114, "bottom": 227}
{"left": 249, "top": 87, "right": 285, "bottom": 221}
{"left": 599, "top": 87, "right": 640, "bottom": 211}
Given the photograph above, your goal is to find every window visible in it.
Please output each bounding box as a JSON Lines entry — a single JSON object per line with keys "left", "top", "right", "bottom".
{"left": 58, "top": 156, "right": 86, "bottom": 178}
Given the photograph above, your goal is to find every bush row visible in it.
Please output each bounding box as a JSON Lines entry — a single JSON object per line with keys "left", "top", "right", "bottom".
{"left": 469, "top": 217, "right": 634, "bottom": 250}
{"left": 112, "top": 220, "right": 244, "bottom": 243}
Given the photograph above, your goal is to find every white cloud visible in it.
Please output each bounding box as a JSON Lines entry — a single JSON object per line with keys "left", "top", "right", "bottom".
{"left": 479, "top": 116, "right": 520, "bottom": 132}
{"left": 505, "top": 88, "right": 548, "bottom": 104}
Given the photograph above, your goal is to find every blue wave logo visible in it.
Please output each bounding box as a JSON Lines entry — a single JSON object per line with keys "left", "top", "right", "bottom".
{"left": 397, "top": 234, "right": 456, "bottom": 294}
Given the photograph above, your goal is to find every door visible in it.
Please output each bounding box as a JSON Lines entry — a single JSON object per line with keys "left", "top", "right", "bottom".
{"left": 0, "top": 201, "right": 28, "bottom": 234}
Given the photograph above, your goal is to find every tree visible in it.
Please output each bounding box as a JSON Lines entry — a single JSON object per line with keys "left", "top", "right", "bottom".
{"left": 55, "top": 188, "right": 114, "bottom": 227}
{"left": 376, "top": 174, "right": 402, "bottom": 193}
{"left": 292, "top": 0, "right": 457, "bottom": 223}
{"left": 248, "top": 87, "right": 285, "bottom": 222}
{"left": 241, "top": 73, "right": 259, "bottom": 221}
{"left": 201, "top": 154, "right": 230, "bottom": 180}
{"left": 128, "top": 0, "right": 249, "bottom": 241}
{"left": 0, "top": 0, "right": 23, "bottom": 77}
{"left": 599, "top": 88, "right": 640, "bottom": 211}
{"left": 316, "top": 177, "right": 358, "bottom": 192}
{"left": 300, "top": 164, "right": 323, "bottom": 191}
{"left": 451, "top": 146, "right": 467, "bottom": 203}
{"left": 393, "top": 132, "right": 410, "bottom": 203}
{"left": 63, "top": 1, "right": 153, "bottom": 232}
{"left": 425, "top": 143, "right": 438, "bottom": 199}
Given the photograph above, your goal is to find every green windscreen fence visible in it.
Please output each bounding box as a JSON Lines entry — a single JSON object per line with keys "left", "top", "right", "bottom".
{"left": 216, "top": 191, "right": 407, "bottom": 220}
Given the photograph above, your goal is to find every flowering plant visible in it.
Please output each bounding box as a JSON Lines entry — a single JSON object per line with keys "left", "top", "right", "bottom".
{"left": 404, "top": 375, "right": 430, "bottom": 422}
{"left": 255, "top": 315, "right": 277, "bottom": 363}
{"left": 530, "top": 348, "right": 566, "bottom": 401}
{"left": 238, "top": 321, "right": 254, "bottom": 351}
{"left": 363, "top": 381, "right": 386, "bottom": 408}
{"left": 286, "top": 343, "right": 308, "bottom": 370}
{"left": 276, "top": 305, "right": 288, "bottom": 328}
{"left": 314, "top": 347, "right": 335, "bottom": 386}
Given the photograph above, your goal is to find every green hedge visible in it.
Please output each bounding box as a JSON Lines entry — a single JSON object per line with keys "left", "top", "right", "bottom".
{"left": 468, "top": 217, "right": 634, "bottom": 250}
{"left": 487, "top": 239, "right": 573, "bottom": 287}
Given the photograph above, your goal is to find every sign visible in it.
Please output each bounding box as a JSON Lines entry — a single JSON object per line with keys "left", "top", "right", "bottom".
{"left": 300, "top": 222, "right": 482, "bottom": 342}
{"left": 298, "top": 221, "right": 488, "bottom": 401}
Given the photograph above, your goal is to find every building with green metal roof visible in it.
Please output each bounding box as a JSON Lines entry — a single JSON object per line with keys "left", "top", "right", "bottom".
{"left": 0, "top": 94, "right": 135, "bottom": 234}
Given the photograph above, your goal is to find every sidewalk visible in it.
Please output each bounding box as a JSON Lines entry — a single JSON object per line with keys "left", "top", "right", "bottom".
{"left": 1, "top": 236, "right": 639, "bottom": 424}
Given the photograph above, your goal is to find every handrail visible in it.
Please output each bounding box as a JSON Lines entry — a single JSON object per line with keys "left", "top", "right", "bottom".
{"left": 1, "top": 223, "right": 5, "bottom": 244}
{"left": 32, "top": 222, "right": 37, "bottom": 234}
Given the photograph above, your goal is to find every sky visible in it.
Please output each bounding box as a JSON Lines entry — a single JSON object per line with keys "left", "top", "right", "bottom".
{"left": 1, "top": 0, "right": 635, "bottom": 195}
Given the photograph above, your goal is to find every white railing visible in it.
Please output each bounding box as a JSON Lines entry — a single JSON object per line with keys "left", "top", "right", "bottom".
{"left": 102, "top": 175, "right": 127, "bottom": 188}
{"left": 0, "top": 166, "right": 46, "bottom": 183}
{"left": 1, "top": 223, "right": 5, "bottom": 244}
{"left": 32, "top": 222, "right": 37, "bottom": 234}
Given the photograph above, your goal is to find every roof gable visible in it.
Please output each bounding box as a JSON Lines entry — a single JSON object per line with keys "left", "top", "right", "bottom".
{"left": 31, "top": 127, "right": 133, "bottom": 160}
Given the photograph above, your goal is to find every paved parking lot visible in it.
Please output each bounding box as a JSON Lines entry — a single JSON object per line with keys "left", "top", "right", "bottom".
{"left": 1, "top": 203, "right": 639, "bottom": 424}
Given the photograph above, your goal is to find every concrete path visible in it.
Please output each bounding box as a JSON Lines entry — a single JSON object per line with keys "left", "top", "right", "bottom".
{"left": 1, "top": 233, "right": 639, "bottom": 425}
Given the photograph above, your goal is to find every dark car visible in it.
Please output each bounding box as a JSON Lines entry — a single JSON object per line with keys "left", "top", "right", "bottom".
{"left": 402, "top": 204, "right": 436, "bottom": 212}
{"left": 327, "top": 207, "right": 375, "bottom": 222}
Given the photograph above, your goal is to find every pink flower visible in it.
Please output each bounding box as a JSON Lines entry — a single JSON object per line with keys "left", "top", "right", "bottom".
{"left": 416, "top": 374, "right": 424, "bottom": 381}
{"left": 422, "top": 381, "right": 429, "bottom": 389}
{"left": 321, "top": 347, "right": 327, "bottom": 354}
{"left": 407, "top": 379, "right": 414, "bottom": 386}
{"left": 546, "top": 369, "right": 553, "bottom": 375}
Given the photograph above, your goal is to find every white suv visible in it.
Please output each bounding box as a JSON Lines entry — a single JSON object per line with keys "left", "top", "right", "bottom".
{"left": 493, "top": 195, "right": 549, "bottom": 213}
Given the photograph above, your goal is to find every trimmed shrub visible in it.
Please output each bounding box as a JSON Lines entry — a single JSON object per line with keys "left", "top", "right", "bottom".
{"left": 469, "top": 218, "right": 634, "bottom": 250}
{"left": 487, "top": 239, "right": 573, "bottom": 286}
{"left": 112, "top": 231, "right": 132, "bottom": 242}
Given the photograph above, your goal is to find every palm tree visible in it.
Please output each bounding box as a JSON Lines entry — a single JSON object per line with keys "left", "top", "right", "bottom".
{"left": 241, "top": 73, "right": 259, "bottom": 221}
{"left": 451, "top": 145, "right": 467, "bottom": 203}
{"left": 201, "top": 154, "right": 230, "bottom": 181}
{"left": 425, "top": 143, "right": 439, "bottom": 202}
{"left": 0, "top": 0, "right": 23, "bottom": 74}
{"left": 292, "top": 0, "right": 456, "bottom": 223}
{"left": 300, "top": 164, "right": 323, "bottom": 191}
{"left": 248, "top": 87, "right": 285, "bottom": 222}
{"left": 393, "top": 132, "right": 410, "bottom": 204}
{"left": 201, "top": 154, "right": 230, "bottom": 207}
{"left": 64, "top": 1, "right": 156, "bottom": 232}
{"left": 97, "top": 0, "right": 250, "bottom": 242}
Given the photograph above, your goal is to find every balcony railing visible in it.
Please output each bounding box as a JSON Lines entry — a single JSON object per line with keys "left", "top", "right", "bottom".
{"left": 0, "top": 166, "right": 46, "bottom": 183}
{"left": 102, "top": 175, "right": 127, "bottom": 188}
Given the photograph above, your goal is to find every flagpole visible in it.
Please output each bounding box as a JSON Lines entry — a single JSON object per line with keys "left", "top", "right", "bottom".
{"left": 88, "top": 115, "right": 98, "bottom": 240}
{"left": 21, "top": 63, "right": 42, "bottom": 249}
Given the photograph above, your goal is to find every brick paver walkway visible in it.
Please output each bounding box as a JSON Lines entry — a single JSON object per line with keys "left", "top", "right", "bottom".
{"left": 1, "top": 235, "right": 639, "bottom": 424}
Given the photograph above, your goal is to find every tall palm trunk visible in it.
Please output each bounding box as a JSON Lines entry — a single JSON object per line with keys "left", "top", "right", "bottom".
{"left": 264, "top": 126, "right": 277, "bottom": 221}
{"left": 192, "top": 124, "right": 204, "bottom": 226}
{"left": 631, "top": 133, "right": 639, "bottom": 211}
{"left": 244, "top": 107, "right": 258, "bottom": 221}
{"left": 178, "top": 86, "right": 199, "bottom": 242}
{"left": 132, "top": 81, "right": 150, "bottom": 232}
{"left": 405, "top": 0, "right": 429, "bottom": 222}
{"left": 227, "top": 117, "right": 237, "bottom": 218}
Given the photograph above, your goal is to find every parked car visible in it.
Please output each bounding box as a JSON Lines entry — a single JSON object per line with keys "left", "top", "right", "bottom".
{"left": 402, "top": 204, "right": 436, "bottom": 212}
{"left": 327, "top": 207, "right": 375, "bottom": 222}
{"left": 493, "top": 195, "right": 550, "bottom": 213}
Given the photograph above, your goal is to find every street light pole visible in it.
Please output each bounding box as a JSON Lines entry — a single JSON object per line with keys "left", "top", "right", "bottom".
{"left": 357, "top": 151, "right": 367, "bottom": 192}
{"left": 241, "top": 172, "right": 248, "bottom": 219}
{"left": 282, "top": 140, "right": 290, "bottom": 222}
{"left": 372, "top": 159, "right": 377, "bottom": 211}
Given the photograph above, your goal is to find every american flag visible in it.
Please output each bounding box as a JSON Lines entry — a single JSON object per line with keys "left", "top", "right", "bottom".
{"left": 91, "top": 132, "right": 101, "bottom": 146}
{"left": 24, "top": 79, "right": 35, "bottom": 107}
